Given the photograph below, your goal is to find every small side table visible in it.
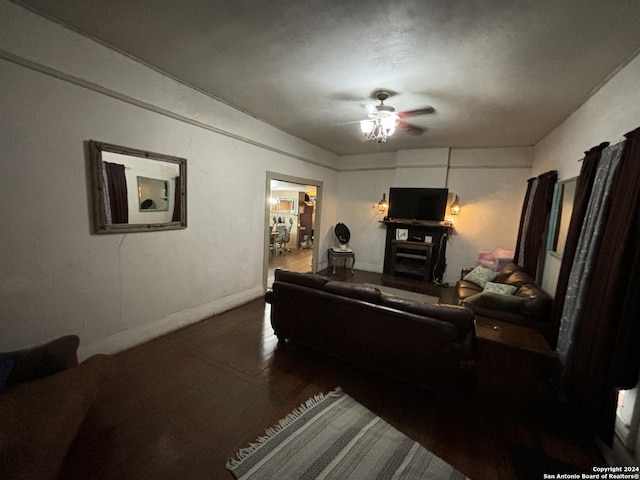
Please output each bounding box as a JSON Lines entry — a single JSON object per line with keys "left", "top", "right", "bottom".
{"left": 474, "top": 316, "right": 557, "bottom": 407}
{"left": 327, "top": 248, "right": 355, "bottom": 274}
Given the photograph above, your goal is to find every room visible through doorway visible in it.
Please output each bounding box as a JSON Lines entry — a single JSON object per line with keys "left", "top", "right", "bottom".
{"left": 266, "top": 177, "right": 318, "bottom": 288}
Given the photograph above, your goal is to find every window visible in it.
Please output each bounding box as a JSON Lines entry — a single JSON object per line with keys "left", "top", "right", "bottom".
{"left": 271, "top": 198, "right": 296, "bottom": 214}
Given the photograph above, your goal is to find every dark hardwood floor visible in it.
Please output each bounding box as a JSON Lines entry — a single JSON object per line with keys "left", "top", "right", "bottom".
{"left": 268, "top": 247, "right": 314, "bottom": 287}
{"left": 59, "top": 270, "right": 604, "bottom": 480}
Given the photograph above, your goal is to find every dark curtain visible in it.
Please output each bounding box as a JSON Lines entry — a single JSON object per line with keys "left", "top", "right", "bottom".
{"left": 565, "top": 127, "right": 640, "bottom": 444}
{"left": 514, "top": 178, "right": 535, "bottom": 267}
{"left": 514, "top": 170, "right": 558, "bottom": 279}
{"left": 549, "top": 143, "right": 609, "bottom": 348}
{"left": 172, "top": 176, "right": 182, "bottom": 222}
{"left": 104, "top": 162, "right": 128, "bottom": 224}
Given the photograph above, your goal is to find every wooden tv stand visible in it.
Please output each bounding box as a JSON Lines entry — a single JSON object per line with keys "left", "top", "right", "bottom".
{"left": 390, "top": 240, "right": 432, "bottom": 280}
{"left": 382, "top": 221, "right": 451, "bottom": 283}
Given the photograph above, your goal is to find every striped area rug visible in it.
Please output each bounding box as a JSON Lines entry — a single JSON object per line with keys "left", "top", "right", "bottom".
{"left": 227, "top": 388, "right": 468, "bottom": 480}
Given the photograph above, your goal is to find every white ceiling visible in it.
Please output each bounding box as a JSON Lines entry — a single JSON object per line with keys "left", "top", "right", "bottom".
{"left": 13, "top": 0, "right": 640, "bottom": 156}
{"left": 271, "top": 180, "right": 316, "bottom": 195}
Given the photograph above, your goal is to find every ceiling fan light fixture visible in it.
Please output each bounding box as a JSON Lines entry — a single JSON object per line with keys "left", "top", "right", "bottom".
{"left": 360, "top": 120, "right": 375, "bottom": 134}
{"left": 356, "top": 90, "right": 431, "bottom": 143}
{"left": 381, "top": 114, "right": 397, "bottom": 131}
{"left": 360, "top": 114, "right": 398, "bottom": 143}
{"left": 360, "top": 91, "right": 400, "bottom": 143}
{"left": 363, "top": 116, "right": 397, "bottom": 143}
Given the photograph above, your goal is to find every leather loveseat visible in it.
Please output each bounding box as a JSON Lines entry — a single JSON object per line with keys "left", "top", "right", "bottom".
{"left": 454, "top": 262, "right": 553, "bottom": 340}
{"left": 0, "top": 335, "right": 114, "bottom": 480}
{"left": 266, "top": 269, "right": 476, "bottom": 393}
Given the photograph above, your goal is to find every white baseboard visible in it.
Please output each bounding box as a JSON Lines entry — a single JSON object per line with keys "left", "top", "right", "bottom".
{"left": 77, "top": 286, "right": 264, "bottom": 361}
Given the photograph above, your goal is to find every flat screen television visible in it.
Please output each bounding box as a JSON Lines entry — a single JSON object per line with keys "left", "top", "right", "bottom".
{"left": 388, "top": 187, "right": 449, "bottom": 222}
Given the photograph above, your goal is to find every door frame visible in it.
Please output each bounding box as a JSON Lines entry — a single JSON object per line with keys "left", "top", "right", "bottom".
{"left": 264, "top": 171, "right": 323, "bottom": 291}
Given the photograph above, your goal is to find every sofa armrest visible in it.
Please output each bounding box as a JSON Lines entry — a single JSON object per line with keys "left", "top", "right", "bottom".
{"left": 462, "top": 292, "right": 526, "bottom": 312}
{"left": 454, "top": 279, "right": 483, "bottom": 305}
{"left": 0, "top": 354, "right": 114, "bottom": 480}
{"left": 516, "top": 285, "right": 552, "bottom": 318}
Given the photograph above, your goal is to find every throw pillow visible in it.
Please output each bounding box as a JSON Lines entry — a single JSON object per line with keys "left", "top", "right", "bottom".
{"left": 462, "top": 265, "right": 498, "bottom": 288}
{"left": 483, "top": 281, "right": 517, "bottom": 295}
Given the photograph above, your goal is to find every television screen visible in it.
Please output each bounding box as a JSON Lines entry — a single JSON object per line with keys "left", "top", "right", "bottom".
{"left": 388, "top": 188, "right": 449, "bottom": 222}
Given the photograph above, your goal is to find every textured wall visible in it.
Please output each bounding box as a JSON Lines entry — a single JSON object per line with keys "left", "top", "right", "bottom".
{"left": 0, "top": 1, "right": 338, "bottom": 358}
{"left": 533, "top": 53, "right": 640, "bottom": 295}
{"left": 337, "top": 147, "right": 532, "bottom": 283}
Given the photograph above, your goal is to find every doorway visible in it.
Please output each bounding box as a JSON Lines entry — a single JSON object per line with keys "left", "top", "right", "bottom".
{"left": 264, "top": 172, "right": 322, "bottom": 289}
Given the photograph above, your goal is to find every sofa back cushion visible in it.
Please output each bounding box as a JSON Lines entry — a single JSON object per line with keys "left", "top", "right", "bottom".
{"left": 493, "top": 263, "right": 537, "bottom": 290}
{"left": 380, "top": 296, "right": 474, "bottom": 337}
{"left": 274, "top": 269, "right": 328, "bottom": 290}
{"left": 494, "top": 262, "right": 524, "bottom": 283}
{"left": 323, "top": 281, "right": 382, "bottom": 304}
{"left": 504, "top": 271, "right": 537, "bottom": 289}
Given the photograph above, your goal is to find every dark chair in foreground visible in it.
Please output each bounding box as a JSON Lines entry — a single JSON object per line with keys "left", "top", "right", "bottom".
{"left": 0, "top": 335, "right": 114, "bottom": 480}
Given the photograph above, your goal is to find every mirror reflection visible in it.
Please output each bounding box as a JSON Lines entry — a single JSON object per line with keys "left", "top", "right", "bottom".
{"left": 138, "top": 177, "right": 169, "bottom": 212}
{"left": 547, "top": 177, "right": 577, "bottom": 258}
{"left": 90, "top": 141, "right": 187, "bottom": 233}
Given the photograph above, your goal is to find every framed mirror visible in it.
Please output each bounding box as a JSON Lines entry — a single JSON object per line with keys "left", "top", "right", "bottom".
{"left": 89, "top": 140, "right": 187, "bottom": 233}
{"left": 547, "top": 177, "right": 577, "bottom": 258}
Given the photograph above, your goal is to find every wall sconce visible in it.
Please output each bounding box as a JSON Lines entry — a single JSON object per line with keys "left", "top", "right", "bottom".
{"left": 378, "top": 193, "right": 388, "bottom": 213}
{"left": 450, "top": 195, "right": 461, "bottom": 215}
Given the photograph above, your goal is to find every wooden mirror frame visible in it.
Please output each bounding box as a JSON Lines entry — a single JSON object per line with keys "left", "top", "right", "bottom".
{"left": 89, "top": 140, "right": 187, "bottom": 234}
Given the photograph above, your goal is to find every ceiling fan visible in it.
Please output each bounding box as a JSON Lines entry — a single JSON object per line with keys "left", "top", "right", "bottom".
{"left": 360, "top": 91, "right": 434, "bottom": 143}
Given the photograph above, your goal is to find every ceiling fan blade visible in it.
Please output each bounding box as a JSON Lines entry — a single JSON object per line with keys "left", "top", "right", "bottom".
{"left": 398, "top": 106, "right": 435, "bottom": 118}
{"left": 397, "top": 120, "right": 426, "bottom": 136}
{"left": 364, "top": 103, "right": 378, "bottom": 115}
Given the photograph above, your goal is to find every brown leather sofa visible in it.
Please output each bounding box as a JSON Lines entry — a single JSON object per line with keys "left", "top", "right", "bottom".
{"left": 454, "top": 262, "right": 553, "bottom": 340}
{"left": 0, "top": 335, "right": 114, "bottom": 480}
{"left": 266, "top": 269, "right": 476, "bottom": 393}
